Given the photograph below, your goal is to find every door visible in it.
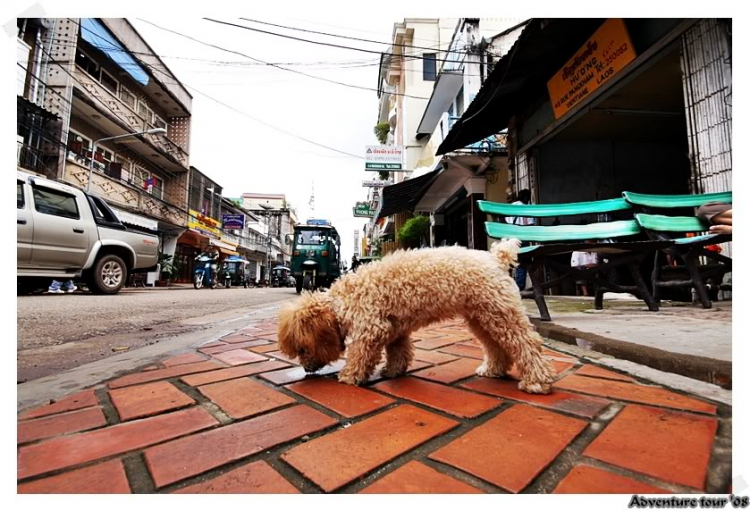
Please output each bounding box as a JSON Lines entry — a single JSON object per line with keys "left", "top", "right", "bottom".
{"left": 17, "top": 180, "right": 34, "bottom": 266}
{"left": 29, "top": 184, "right": 91, "bottom": 269}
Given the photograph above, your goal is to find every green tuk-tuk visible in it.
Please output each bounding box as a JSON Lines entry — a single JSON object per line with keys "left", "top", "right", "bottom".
{"left": 288, "top": 219, "right": 342, "bottom": 293}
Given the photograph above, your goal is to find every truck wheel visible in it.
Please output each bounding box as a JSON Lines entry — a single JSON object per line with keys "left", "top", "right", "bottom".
{"left": 303, "top": 274, "right": 313, "bottom": 291}
{"left": 295, "top": 278, "right": 303, "bottom": 293}
{"left": 89, "top": 255, "right": 127, "bottom": 294}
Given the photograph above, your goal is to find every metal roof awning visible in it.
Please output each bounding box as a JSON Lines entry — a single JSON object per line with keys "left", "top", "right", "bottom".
{"left": 17, "top": 96, "right": 60, "bottom": 121}
{"left": 210, "top": 238, "right": 239, "bottom": 256}
{"left": 110, "top": 207, "right": 159, "bottom": 231}
{"left": 377, "top": 169, "right": 442, "bottom": 219}
{"left": 80, "top": 18, "right": 149, "bottom": 86}
{"left": 437, "top": 18, "right": 606, "bottom": 155}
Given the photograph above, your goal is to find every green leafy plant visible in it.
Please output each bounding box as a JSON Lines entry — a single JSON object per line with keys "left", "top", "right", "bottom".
{"left": 378, "top": 171, "right": 390, "bottom": 180}
{"left": 374, "top": 122, "right": 390, "bottom": 144}
{"left": 397, "top": 215, "right": 430, "bottom": 249}
{"left": 158, "top": 252, "right": 180, "bottom": 282}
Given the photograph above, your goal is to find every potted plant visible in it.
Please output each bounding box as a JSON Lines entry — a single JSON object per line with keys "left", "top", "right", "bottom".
{"left": 157, "top": 252, "right": 180, "bottom": 286}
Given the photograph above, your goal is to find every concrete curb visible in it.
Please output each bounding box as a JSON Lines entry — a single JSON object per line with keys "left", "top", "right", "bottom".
{"left": 531, "top": 318, "right": 732, "bottom": 390}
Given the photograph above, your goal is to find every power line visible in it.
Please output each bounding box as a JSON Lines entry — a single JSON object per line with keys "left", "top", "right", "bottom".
{"left": 136, "top": 18, "right": 431, "bottom": 99}
{"left": 203, "top": 18, "right": 471, "bottom": 66}
{"left": 238, "top": 17, "right": 455, "bottom": 54}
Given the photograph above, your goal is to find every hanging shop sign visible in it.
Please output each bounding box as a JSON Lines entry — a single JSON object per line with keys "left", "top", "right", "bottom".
{"left": 547, "top": 18, "right": 637, "bottom": 120}
{"left": 365, "top": 145, "right": 403, "bottom": 171}
{"left": 188, "top": 209, "right": 221, "bottom": 238}
{"left": 363, "top": 179, "right": 393, "bottom": 187}
{"left": 353, "top": 202, "right": 375, "bottom": 217}
{"left": 221, "top": 214, "right": 245, "bottom": 230}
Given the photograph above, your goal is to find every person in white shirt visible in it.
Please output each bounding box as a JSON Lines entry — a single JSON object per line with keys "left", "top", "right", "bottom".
{"left": 571, "top": 247, "right": 599, "bottom": 296}
{"left": 506, "top": 189, "right": 535, "bottom": 290}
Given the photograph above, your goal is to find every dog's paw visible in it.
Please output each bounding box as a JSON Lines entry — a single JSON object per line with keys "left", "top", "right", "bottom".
{"left": 518, "top": 380, "right": 551, "bottom": 395}
{"left": 337, "top": 371, "right": 364, "bottom": 386}
{"left": 380, "top": 366, "right": 407, "bottom": 379}
{"left": 475, "top": 363, "right": 504, "bottom": 378}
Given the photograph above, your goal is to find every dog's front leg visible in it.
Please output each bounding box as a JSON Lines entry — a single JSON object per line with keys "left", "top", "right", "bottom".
{"left": 338, "top": 327, "right": 388, "bottom": 385}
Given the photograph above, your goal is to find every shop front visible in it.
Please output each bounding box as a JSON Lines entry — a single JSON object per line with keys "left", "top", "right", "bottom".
{"left": 174, "top": 209, "right": 223, "bottom": 283}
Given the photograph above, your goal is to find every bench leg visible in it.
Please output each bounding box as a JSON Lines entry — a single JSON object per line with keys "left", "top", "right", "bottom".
{"left": 628, "top": 262, "right": 659, "bottom": 312}
{"left": 685, "top": 253, "right": 712, "bottom": 309}
{"left": 651, "top": 251, "right": 661, "bottom": 305}
{"left": 529, "top": 264, "right": 551, "bottom": 322}
{"left": 594, "top": 273, "right": 604, "bottom": 311}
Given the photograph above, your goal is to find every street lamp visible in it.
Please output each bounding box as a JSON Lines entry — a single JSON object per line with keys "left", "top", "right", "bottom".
{"left": 86, "top": 128, "right": 167, "bottom": 193}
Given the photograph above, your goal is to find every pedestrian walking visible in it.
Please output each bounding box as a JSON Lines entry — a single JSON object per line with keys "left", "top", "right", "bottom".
{"left": 48, "top": 280, "right": 77, "bottom": 294}
{"left": 506, "top": 189, "right": 535, "bottom": 291}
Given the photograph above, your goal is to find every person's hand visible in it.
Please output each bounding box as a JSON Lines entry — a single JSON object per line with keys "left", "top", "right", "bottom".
{"left": 709, "top": 224, "right": 732, "bottom": 235}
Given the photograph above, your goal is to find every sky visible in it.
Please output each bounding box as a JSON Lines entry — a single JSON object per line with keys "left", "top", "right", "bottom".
{"left": 127, "top": 15, "right": 432, "bottom": 264}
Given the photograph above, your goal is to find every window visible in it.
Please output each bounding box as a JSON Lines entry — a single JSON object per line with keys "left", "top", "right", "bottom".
{"left": 100, "top": 69, "right": 118, "bottom": 95}
{"left": 115, "top": 156, "right": 131, "bottom": 182}
{"left": 67, "top": 130, "right": 92, "bottom": 164}
{"left": 151, "top": 175, "right": 164, "bottom": 200}
{"left": 75, "top": 50, "right": 100, "bottom": 79}
{"left": 456, "top": 86, "right": 464, "bottom": 116}
{"left": 33, "top": 186, "right": 80, "bottom": 219}
{"left": 94, "top": 146, "right": 113, "bottom": 173}
{"left": 120, "top": 87, "right": 136, "bottom": 109}
{"left": 152, "top": 115, "right": 168, "bottom": 131}
{"left": 137, "top": 101, "right": 153, "bottom": 124}
{"left": 423, "top": 53, "right": 437, "bottom": 81}
{"left": 17, "top": 182, "right": 25, "bottom": 209}
{"left": 132, "top": 166, "right": 150, "bottom": 188}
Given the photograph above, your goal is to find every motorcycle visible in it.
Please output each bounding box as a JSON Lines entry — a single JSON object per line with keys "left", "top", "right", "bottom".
{"left": 221, "top": 262, "right": 232, "bottom": 288}
{"left": 194, "top": 255, "right": 218, "bottom": 289}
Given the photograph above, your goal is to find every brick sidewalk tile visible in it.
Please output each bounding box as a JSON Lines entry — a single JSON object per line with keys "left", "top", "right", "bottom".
{"left": 173, "top": 460, "right": 299, "bottom": 494}
{"left": 414, "top": 336, "right": 463, "bottom": 351}
{"left": 413, "top": 329, "right": 451, "bottom": 340}
{"left": 287, "top": 377, "right": 394, "bottom": 418}
{"left": 373, "top": 377, "right": 501, "bottom": 418}
{"left": 145, "top": 405, "right": 336, "bottom": 488}
{"left": 142, "top": 365, "right": 159, "bottom": 371}
{"left": 438, "top": 343, "right": 484, "bottom": 360}
{"left": 199, "top": 339, "right": 271, "bottom": 355}
{"left": 224, "top": 337, "right": 273, "bottom": 347}
{"left": 360, "top": 461, "right": 483, "bottom": 494}
{"left": 19, "top": 389, "right": 98, "bottom": 420}
{"left": 18, "top": 459, "right": 130, "bottom": 494}
{"left": 18, "top": 406, "right": 218, "bottom": 480}
{"left": 265, "top": 350, "right": 299, "bottom": 365}
{"left": 542, "top": 348, "right": 578, "bottom": 362}
{"left": 250, "top": 342, "right": 280, "bottom": 353}
{"left": 18, "top": 407, "right": 107, "bottom": 444}
{"left": 198, "top": 340, "right": 226, "bottom": 349}
{"left": 210, "top": 349, "right": 268, "bottom": 366}
{"left": 220, "top": 333, "right": 254, "bottom": 343}
{"left": 198, "top": 378, "right": 297, "bottom": 419}
{"left": 281, "top": 404, "right": 458, "bottom": 492}
{"left": 162, "top": 353, "right": 207, "bottom": 367}
{"left": 574, "top": 365, "right": 636, "bottom": 383}
{"left": 429, "top": 404, "right": 587, "bottom": 493}
{"left": 554, "top": 374, "right": 717, "bottom": 415}
{"left": 410, "top": 358, "right": 479, "bottom": 384}
{"left": 461, "top": 378, "right": 611, "bottom": 419}
{"left": 553, "top": 465, "right": 670, "bottom": 494}
{"left": 412, "top": 349, "right": 458, "bottom": 365}
{"left": 260, "top": 360, "right": 346, "bottom": 385}
{"left": 181, "top": 360, "right": 290, "bottom": 387}
{"left": 108, "top": 361, "right": 223, "bottom": 389}
{"left": 583, "top": 404, "right": 718, "bottom": 490}
{"left": 109, "top": 381, "right": 195, "bottom": 421}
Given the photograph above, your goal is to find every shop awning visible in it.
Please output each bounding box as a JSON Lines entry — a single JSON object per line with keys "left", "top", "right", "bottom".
{"left": 377, "top": 169, "right": 442, "bottom": 219}
{"left": 209, "top": 237, "right": 239, "bottom": 256}
{"left": 80, "top": 19, "right": 149, "bottom": 86}
{"left": 437, "top": 18, "right": 605, "bottom": 155}
{"left": 111, "top": 207, "right": 158, "bottom": 231}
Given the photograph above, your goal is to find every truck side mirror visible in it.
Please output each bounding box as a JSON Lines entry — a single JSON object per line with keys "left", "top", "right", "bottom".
{"left": 284, "top": 234, "right": 292, "bottom": 245}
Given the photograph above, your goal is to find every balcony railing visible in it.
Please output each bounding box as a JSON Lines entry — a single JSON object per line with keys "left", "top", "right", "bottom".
{"left": 73, "top": 67, "right": 189, "bottom": 169}
{"left": 17, "top": 141, "right": 58, "bottom": 177}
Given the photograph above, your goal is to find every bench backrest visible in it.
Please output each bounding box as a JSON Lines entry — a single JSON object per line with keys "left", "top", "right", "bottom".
{"left": 485, "top": 220, "right": 641, "bottom": 242}
{"left": 622, "top": 191, "right": 732, "bottom": 209}
{"left": 477, "top": 198, "right": 631, "bottom": 218}
{"left": 635, "top": 213, "right": 709, "bottom": 233}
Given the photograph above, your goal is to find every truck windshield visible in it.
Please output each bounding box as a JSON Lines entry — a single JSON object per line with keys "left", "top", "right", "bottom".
{"left": 297, "top": 230, "right": 328, "bottom": 245}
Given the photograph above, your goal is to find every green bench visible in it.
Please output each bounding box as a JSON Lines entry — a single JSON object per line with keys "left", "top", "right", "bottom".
{"left": 623, "top": 191, "right": 732, "bottom": 309}
{"left": 479, "top": 198, "right": 668, "bottom": 321}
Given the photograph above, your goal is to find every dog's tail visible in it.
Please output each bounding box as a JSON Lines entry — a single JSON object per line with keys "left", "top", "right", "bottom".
{"left": 490, "top": 238, "right": 521, "bottom": 271}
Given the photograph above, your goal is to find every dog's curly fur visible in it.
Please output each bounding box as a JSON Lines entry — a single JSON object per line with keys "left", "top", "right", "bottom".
{"left": 278, "top": 239, "right": 555, "bottom": 394}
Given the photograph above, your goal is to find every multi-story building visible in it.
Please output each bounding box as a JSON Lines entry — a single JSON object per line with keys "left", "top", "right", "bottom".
{"left": 37, "top": 18, "right": 193, "bottom": 260}
{"left": 241, "top": 193, "right": 297, "bottom": 266}
{"left": 367, "top": 18, "right": 524, "bottom": 254}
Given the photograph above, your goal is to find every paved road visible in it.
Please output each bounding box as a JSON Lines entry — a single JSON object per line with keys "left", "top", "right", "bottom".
{"left": 17, "top": 286, "right": 298, "bottom": 383}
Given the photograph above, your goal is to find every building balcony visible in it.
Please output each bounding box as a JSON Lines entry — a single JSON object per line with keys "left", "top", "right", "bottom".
{"left": 62, "top": 157, "right": 187, "bottom": 227}
{"left": 448, "top": 116, "right": 508, "bottom": 154}
{"left": 73, "top": 66, "right": 190, "bottom": 172}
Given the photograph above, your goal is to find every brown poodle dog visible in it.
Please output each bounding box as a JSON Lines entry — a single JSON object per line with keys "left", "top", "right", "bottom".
{"left": 278, "top": 239, "right": 555, "bottom": 394}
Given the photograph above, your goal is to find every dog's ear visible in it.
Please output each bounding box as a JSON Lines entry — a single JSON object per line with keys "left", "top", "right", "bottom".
{"left": 278, "top": 292, "right": 342, "bottom": 363}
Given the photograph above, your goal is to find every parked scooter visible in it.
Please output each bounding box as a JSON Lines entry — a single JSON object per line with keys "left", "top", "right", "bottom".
{"left": 221, "top": 262, "right": 232, "bottom": 288}
{"left": 194, "top": 250, "right": 219, "bottom": 289}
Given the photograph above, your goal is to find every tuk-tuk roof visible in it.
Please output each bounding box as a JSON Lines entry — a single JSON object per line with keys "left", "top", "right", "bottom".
{"left": 273, "top": 265, "right": 291, "bottom": 270}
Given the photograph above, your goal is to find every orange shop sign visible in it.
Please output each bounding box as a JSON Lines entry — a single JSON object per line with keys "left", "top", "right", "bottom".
{"left": 547, "top": 19, "right": 637, "bottom": 120}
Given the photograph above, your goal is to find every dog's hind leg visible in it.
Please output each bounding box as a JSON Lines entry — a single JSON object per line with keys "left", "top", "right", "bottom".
{"left": 381, "top": 334, "right": 414, "bottom": 378}
{"left": 465, "top": 319, "right": 511, "bottom": 378}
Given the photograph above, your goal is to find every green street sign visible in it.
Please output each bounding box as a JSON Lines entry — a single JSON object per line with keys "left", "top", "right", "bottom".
{"left": 365, "top": 162, "right": 403, "bottom": 171}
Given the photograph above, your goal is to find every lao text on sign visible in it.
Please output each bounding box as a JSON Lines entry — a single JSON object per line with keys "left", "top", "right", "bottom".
{"left": 547, "top": 18, "right": 637, "bottom": 120}
{"left": 365, "top": 145, "right": 403, "bottom": 171}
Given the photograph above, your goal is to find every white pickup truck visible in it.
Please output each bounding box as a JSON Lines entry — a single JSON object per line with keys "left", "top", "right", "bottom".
{"left": 17, "top": 170, "right": 159, "bottom": 295}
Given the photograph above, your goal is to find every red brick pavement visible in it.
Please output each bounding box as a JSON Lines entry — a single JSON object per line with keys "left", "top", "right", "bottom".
{"left": 17, "top": 319, "right": 730, "bottom": 494}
